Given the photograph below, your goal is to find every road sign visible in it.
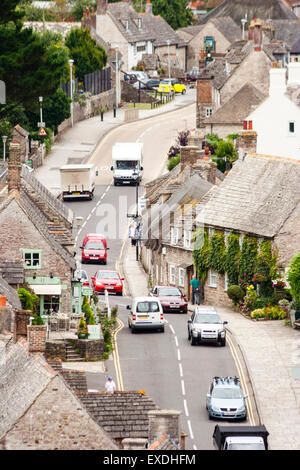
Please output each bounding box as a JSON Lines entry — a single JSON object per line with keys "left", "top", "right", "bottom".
{"left": 82, "top": 287, "right": 93, "bottom": 296}
{"left": 87, "top": 324, "right": 101, "bottom": 340}
{"left": 37, "top": 122, "right": 45, "bottom": 128}
{"left": 38, "top": 127, "right": 47, "bottom": 137}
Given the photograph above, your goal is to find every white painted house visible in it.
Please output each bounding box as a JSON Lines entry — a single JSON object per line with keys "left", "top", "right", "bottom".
{"left": 246, "top": 62, "right": 300, "bottom": 160}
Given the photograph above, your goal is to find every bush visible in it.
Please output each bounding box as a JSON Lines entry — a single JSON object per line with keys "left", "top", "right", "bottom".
{"left": 250, "top": 306, "right": 287, "bottom": 320}
{"left": 250, "top": 308, "right": 265, "bottom": 319}
{"left": 32, "top": 314, "right": 44, "bottom": 325}
{"left": 167, "top": 154, "right": 180, "bottom": 171}
{"left": 288, "top": 253, "right": 300, "bottom": 302}
{"left": 227, "top": 285, "right": 245, "bottom": 306}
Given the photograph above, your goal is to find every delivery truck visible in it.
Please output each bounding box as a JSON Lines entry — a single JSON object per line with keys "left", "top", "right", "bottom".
{"left": 213, "top": 425, "right": 269, "bottom": 450}
{"left": 60, "top": 164, "right": 97, "bottom": 200}
{"left": 111, "top": 142, "right": 143, "bottom": 186}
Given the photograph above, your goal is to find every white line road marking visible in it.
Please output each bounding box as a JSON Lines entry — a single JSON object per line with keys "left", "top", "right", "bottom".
{"left": 174, "top": 336, "right": 178, "bottom": 347}
{"left": 179, "top": 363, "right": 183, "bottom": 377}
{"left": 187, "top": 420, "right": 194, "bottom": 440}
{"left": 177, "top": 349, "right": 181, "bottom": 361}
{"left": 81, "top": 221, "right": 86, "bottom": 228}
{"left": 87, "top": 213, "right": 91, "bottom": 220}
{"left": 169, "top": 325, "right": 175, "bottom": 335}
{"left": 184, "top": 399, "right": 189, "bottom": 417}
{"left": 181, "top": 379, "right": 185, "bottom": 396}
{"left": 193, "top": 444, "right": 197, "bottom": 451}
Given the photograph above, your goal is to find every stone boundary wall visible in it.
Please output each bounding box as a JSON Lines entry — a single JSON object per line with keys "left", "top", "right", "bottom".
{"left": 27, "top": 325, "right": 47, "bottom": 353}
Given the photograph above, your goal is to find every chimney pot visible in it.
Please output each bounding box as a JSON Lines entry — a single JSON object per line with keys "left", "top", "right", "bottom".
{"left": 8, "top": 141, "right": 22, "bottom": 193}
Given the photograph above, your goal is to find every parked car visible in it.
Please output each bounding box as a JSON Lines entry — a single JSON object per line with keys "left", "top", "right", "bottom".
{"left": 206, "top": 376, "right": 248, "bottom": 421}
{"left": 149, "top": 285, "right": 187, "bottom": 313}
{"left": 187, "top": 306, "right": 228, "bottom": 346}
{"left": 145, "top": 78, "right": 160, "bottom": 90}
{"left": 186, "top": 67, "right": 199, "bottom": 81}
{"left": 124, "top": 72, "right": 138, "bottom": 84}
{"left": 159, "top": 78, "right": 186, "bottom": 94}
{"left": 127, "top": 296, "right": 164, "bottom": 333}
{"left": 80, "top": 234, "right": 108, "bottom": 264}
{"left": 91, "top": 270, "right": 124, "bottom": 295}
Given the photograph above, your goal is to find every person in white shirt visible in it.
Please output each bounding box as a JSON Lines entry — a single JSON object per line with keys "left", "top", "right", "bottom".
{"left": 105, "top": 376, "right": 116, "bottom": 394}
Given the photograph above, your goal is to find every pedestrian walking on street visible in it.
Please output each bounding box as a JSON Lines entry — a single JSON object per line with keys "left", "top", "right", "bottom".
{"left": 104, "top": 376, "right": 116, "bottom": 394}
{"left": 129, "top": 222, "right": 137, "bottom": 246}
{"left": 190, "top": 275, "right": 200, "bottom": 305}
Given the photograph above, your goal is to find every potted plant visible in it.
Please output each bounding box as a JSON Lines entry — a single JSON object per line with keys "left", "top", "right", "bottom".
{"left": 77, "top": 316, "right": 89, "bottom": 339}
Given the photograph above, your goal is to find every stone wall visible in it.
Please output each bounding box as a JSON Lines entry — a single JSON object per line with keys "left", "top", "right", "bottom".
{"left": 196, "top": 78, "right": 214, "bottom": 128}
{"left": 0, "top": 307, "right": 13, "bottom": 334}
{"left": 188, "top": 23, "right": 231, "bottom": 70}
{"left": 204, "top": 272, "right": 232, "bottom": 308}
{"left": 14, "top": 310, "right": 31, "bottom": 343}
{"left": 67, "top": 338, "right": 104, "bottom": 361}
{"left": 148, "top": 410, "right": 181, "bottom": 448}
{"left": 45, "top": 340, "right": 67, "bottom": 361}
{"left": 121, "top": 81, "right": 156, "bottom": 104}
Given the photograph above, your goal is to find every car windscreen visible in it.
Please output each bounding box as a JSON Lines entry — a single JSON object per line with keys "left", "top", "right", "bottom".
{"left": 116, "top": 160, "right": 138, "bottom": 170}
{"left": 80, "top": 271, "right": 87, "bottom": 279}
{"left": 194, "top": 314, "right": 221, "bottom": 323}
{"left": 212, "top": 388, "right": 243, "bottom": 399}
{"left": 85, "top": 241, "right": 105, "bottom": 250}
{"left": 97, "top": 272, "right": 119, "bottom": 279}
{"left": 158, "top": 287, "right": 181, "bottom": 296}
{"left": 136, "top": 302, "right": 160, "bottom": 313}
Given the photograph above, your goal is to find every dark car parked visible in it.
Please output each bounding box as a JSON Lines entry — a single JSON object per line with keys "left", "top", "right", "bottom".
{"left": 149, "top": 285, "right": 187, "bottom": 313}
{"left": 145, "top": 78, "right": 160, "bottom": 90}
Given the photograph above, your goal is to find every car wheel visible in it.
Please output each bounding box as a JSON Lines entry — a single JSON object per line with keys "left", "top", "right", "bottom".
{"left": 117, "top": 291, "right": 123, "bottom": 296}
{"left": 131, "top": 327, "right": 135, "bottom": 334}
{"left": 191, "top": 335, "right": 197, "bottom": 346}
{"left": 160, "top": 326, "right": 165, "bottom": 333}
{"left": 188, "top": 328, "right": 191, "bottom": 341}
{"left": 220, "top": 338, "right": 226, "bottom": 347}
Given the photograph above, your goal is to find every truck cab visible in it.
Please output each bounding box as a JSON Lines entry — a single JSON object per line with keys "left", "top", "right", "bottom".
{"left": 213, "top": 425, "right": 269, "bottom": 450}
{"left": 111, "top": 142, "right": 143, "bottom": 186}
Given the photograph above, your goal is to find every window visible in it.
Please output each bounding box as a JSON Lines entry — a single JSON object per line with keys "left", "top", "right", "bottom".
{"left": 209, "top": 270, "right": 218, "bottom": 288}
{"left": 205, "top": 107, "right": 212, "bottom": 118}
{"left": 179, "top": 268, "right": 185, "bottom": 287}
{"left": 184, "top": 230, "right": 192, "bottom": 248}
{"left": 170, "top": 227, "right": 179, "bottom": 245}
{"left": 22, "top": 249, "right": 41, "bottom": 269}
{"left": 289, "top": 121, "right": 295, "bottom": 133}
{"left": 169, "top": 265, "right": 175, "bottom": 284}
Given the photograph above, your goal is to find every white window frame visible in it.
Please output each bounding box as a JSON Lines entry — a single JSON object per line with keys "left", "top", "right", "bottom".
{"left": 184, "top": 230, "right": 192, "bottom": 249}
{"left": 170, "top": 227, "right": 179, "bottom": 245}
{"left": 178, "top": 268, "right": 185, "bottom": 287}
{"left": 169, "top": 265, "right": 176, "bottom": 284}
{"left": 205, "top": 107, "right": 212, "bottom": 118}
{"left": 209, "top": 269, "right": 218, "bottom": 288}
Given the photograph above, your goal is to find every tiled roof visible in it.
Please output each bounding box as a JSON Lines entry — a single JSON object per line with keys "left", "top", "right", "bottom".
{"left": 198, "top": 0, "right": 297, "bottom": 26}
{"left": 291, "top": 37, "right": 300, "bottom": 53}
{"left": 0, "top": 275, "right": 22, "bottom": 309}
{"left": 138, "top": 13, "right": 187, "bottom": 47}
{"left": 210, "top": 16, "right": 242, "bottom": 44}
{"left": 273, "top": 19, "right": 300, "bottom": 47}
{"left": 196, "top": 154, "right": 300, "bottom": 237}
{"left": 204, "top": 82, "right": 266, "bottom": 124}
{"left": 76, "top": 391, "right": 160, "bottom": 439}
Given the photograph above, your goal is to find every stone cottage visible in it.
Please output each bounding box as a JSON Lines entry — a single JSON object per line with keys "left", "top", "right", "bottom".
{"left": 0, "top": 142, "right": 76, "bottom": 316}
{"left": 177, "top": 16, "right": 242, "bottom": 70}
{"left": 193, "top": 130, "right": 300, "bottom": 307}
{"left": 141, "top": 133, "right": 224, "bottom": 300}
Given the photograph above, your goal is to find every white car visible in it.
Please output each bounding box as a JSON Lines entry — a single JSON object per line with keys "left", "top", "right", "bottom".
{"left": 132, "top": 71, "right": 149, "bottom": 89}
{"left": 127, "top": 296, "right": 164, "bottom": 333}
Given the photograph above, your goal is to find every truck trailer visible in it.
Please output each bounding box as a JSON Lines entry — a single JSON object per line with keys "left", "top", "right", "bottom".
{"left": 60, "top": 164, "right": 96, "bottom": 200}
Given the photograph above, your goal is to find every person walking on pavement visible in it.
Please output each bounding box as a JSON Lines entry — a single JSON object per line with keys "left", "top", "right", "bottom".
{"left": 105, "top": 376, "right": 116, "bottom": 394}
{"left": 190, "top": 275, "right": 200, "bottom": 305}
{"left": 129, "top": 222, "right": 137, "bottom": 246}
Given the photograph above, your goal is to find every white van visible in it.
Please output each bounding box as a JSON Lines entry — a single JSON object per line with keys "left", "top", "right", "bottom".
{"left": 127, "top": 296, "right": 164, "bottom": 333}
{"left": 111, "top": 142, "right": 143, "bottom": 186}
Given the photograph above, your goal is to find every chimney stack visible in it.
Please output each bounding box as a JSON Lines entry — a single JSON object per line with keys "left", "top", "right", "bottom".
{"left": 97, "top": 0, "right": 107, "bottom": 15}
{"left": 145, "top": 0, "right": 153, "bottom": 14}
{"left": 196, "top": 76, "right": 213, "bottom": 128}
{"left": 148, "top": 410, "right": 181, "bottom": 448}
{"left": 8, "top": 141, "right": 22, "bottom": 193}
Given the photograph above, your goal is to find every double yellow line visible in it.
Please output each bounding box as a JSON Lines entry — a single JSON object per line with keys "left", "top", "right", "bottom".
{"left": 112, "top": 317, "right": 124, "bottom": 391}
{"left": 227, "top": 333, "right": 256, "bottom": 425}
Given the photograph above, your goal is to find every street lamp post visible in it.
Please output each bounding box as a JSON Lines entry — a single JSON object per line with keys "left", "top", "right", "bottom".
{"left": 69, "top": 59, "right": 74, "bottom": 127}
{"left": 115, "top": 47, "right": 118, "bottom": 116}
{"left": 167, "top": 40, "right": 171, "bottom": 79}
{"left": 2, "top": 136, "right": 7, "bottom": 162}
{"left": 133, "top": 169, "right": 140, "bottom": 261}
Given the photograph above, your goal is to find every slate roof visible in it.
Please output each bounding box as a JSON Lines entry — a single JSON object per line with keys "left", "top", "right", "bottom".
{"left": 106, "top": 3, "right": 186, "bottom": 47}
{"left": 209, "top": 16, "right": 242, "bottom": 44}
{"left": 196, "top": 153, "right": 300, "bottom": 237}
{"left": 0, "top": 339, "right": 119, "bottom": 450}
{"left": 198, "top": 0, "right": 297, "bottom": 26}
{"left": 204, "top": 82, "right": 266, "bottom": 124}
{"left": 291, "top": 37, "right": 300, "bottom": 53}
{"left": 273, "top": 19, "right": 300, "bottom": 47}
{"left": 76, "top": 391, "right": 160, "bottom": 439}
{"left": 0, "top": 275, "right": 22, "bottom": 309}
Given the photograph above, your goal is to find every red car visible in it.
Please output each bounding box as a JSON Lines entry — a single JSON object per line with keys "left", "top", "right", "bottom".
{"left": 80, "top": 233, "right": 108, "bottom": 264}
{"left": 91, "top": 270, "right": 124, "bottom": 295}
{"left": 149, "top": 285, "right": 188, "bottom": 313}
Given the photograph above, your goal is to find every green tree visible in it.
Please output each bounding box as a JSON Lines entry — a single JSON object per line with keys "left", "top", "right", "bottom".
{"left": 0, "top": 0, "right": 25, "bottom": 25}
{"left": 65, "top": 27, "right": 107, "bottom": 82}
{"left": 151, "top": 0, "right": 193, "bottom": 30}
{"left": 288, "top": 253, "right": 300, "bottom": 303}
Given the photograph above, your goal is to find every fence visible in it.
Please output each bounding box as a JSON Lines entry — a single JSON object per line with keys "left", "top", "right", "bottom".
{"left": 83, "top": 67, "right": 111, "bottom": 95}
{"left": 61, "top": 77, "right": 79, "bottom": 98}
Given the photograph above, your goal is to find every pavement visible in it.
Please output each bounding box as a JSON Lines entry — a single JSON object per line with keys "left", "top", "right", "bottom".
{"left": 36, "top": 88, "right": 300, "bottom": 450}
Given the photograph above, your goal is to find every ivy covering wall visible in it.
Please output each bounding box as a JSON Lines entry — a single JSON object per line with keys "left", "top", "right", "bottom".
{"left": 193, "top": 229, "right": 278, "bottom": 289}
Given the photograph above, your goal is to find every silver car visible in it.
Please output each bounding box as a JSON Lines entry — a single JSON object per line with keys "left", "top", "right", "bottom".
{"left": 206, "top": 377, "right": 248, "bottom": 421}
{"left": 187, "top": 306, "right": 227, "bottom": 346}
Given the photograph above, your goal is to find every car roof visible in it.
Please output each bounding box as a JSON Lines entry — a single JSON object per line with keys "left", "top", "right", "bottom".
{"left": 212, "top": 377, "right": 241, "bottom": 388}
{"left": 96, "top": 270, "right": 118, "bottom": 275}
{"left": 85, "top": 233, "right": 105, "bottom": 238}
{"left": 195, "top": 306, "right": 217, "bottom": 313}
{"left": 134, "top": 296, "right": 161, "bottom": 302}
